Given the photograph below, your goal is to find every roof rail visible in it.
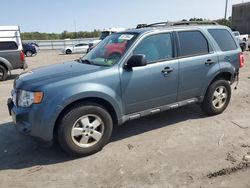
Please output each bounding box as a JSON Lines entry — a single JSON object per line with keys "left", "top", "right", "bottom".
{"left": 136, "top": 22, "right": 169, "bottom": 28}
{"left": 171, "top": 21, "right": 218, "bottom": 26}
{"left": 136, "top": 21, "right": 218, "bottom": 28}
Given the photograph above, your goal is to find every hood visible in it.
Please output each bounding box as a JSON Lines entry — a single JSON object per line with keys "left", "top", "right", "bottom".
{"left": 14, "top": 61, "right": 104, "bottom": 90}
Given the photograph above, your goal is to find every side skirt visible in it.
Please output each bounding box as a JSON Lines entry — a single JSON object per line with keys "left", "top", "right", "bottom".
{"left": 119, "top": 97, "right": 202, "bottom": 124}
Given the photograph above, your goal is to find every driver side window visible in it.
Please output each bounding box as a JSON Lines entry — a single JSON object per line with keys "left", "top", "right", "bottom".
{"left": 133, "top": 33, "right": 173, "bottom": 63}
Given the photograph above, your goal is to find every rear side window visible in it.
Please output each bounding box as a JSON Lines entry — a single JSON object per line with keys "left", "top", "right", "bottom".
{"left": 133, "top": 33, "right": 173, "bottom": 63}
{"left": 208, "top": 29, "right": 237, "bottom": 51}
{"left": 0, "top": 41, "right": 18, "bottom": 51}
{"left": 178, "top": 31, "right": 209, "bottom": 57}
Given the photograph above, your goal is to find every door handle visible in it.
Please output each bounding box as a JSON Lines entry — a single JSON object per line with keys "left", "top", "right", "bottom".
{"left": 162, "top": 67, "right": 174, "bottom": 75}
{"left": 205, "top": 59, "right": 215, "bottom": 65}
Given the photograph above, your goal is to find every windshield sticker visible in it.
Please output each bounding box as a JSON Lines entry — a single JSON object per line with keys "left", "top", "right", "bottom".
{"left": 119, "top": 34, "right": 134, "bottom": 40}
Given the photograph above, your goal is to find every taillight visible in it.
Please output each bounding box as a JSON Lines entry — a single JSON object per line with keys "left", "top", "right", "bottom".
{"left": 20, "top": 51, "right": 25, "bottom": 62}
{"left": 239, "top": 52, "right": 244, "bottom": 68}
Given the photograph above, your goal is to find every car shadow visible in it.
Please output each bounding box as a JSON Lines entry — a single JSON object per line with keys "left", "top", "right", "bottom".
{"left": 0, "top": 104, "right": 206, "bottom": 170}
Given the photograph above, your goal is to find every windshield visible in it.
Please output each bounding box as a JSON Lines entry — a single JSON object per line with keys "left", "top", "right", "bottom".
{"left": 82, "top": 33, "right": 138, "bottom": 66}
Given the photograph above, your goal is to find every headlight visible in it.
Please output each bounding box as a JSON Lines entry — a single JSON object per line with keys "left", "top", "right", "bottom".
{"left": 17, "top": 90, "right": 43, "bottom": 107}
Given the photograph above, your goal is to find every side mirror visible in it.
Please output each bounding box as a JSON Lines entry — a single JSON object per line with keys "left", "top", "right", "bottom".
{"left": 125, "top": 54, "right": 147, "bottom": 69}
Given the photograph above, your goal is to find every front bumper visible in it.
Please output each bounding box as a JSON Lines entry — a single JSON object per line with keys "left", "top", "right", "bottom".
{"left": 7, "top": 98, "right": 54, "bottom": 142}
{"left": 7, "top": 98, "right": 32, "bottom": 134}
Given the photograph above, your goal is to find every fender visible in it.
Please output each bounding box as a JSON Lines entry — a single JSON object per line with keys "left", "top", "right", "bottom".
{"left": 200, "top": 60, "right": 236, "bottom": 98}
{"left": 38, "top": 83, "right": 123, "bottom": 141}
{"left": 0, "top": 57, "right": 13, "bottom": 70}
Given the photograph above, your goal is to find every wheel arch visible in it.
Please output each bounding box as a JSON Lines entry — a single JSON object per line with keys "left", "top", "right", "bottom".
{"left": 53, "top": 97, "right": 118, "bottom": 139}
{"left": 0, "top": 57, "right": 13, "bottom": 71}
{"left": 202, "top": 71, "right": 233, "bottom": 101}
{"left": 209, "top": 71, "right": 233, "bottom": 84}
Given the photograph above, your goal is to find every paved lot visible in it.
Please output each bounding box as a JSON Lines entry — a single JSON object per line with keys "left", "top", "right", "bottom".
{"left": 0, "top": 50, "right": 250, "bottom": 188}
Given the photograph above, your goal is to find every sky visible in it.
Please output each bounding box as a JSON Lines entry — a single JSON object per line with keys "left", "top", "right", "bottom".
{"left": 0, "top": 0, "right": 248, "bottom": 33}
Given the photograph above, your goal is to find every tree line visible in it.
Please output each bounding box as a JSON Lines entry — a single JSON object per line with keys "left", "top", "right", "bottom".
{"left": 21, "top": 30, "right": 100, "bottom": 40}
{"left": 21, "top": 18, "right": 232, "bottom": 40}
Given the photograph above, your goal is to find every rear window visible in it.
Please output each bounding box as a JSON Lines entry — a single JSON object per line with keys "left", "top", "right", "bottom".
{"left": 208, "top": 29, "right": 237, "bottom": 51}
{"left": 178, "top": 31, "right": 209, "bottom": 57}
{"left": 0, "top": 41, "right": 18, "bottom": 51}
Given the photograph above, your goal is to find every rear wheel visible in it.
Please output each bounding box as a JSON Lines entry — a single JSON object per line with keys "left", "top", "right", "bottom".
{"left": 201, "top": 79, "right": 231, "bottom": 115}
{"left": 57, "top": 103, "right": 113, "bottom": 156}
{"left": 25, "top": 50, "right": 33, "bottom": 57}
{"left": 66, "top": 49, "right": 72, "bottom": 54}
{"left": 0, "top": 65, "right": 8, "bottom": 81}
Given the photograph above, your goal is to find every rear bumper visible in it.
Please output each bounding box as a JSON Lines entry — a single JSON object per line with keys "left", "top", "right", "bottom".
{"left": 21, "top": 61, "right": 28, "bottom": 69}
{"left": 231, "top": 70, "right": 239, "bottom": 84}
{"left": 11, "top": 61, "right": 28, "bottom": 70}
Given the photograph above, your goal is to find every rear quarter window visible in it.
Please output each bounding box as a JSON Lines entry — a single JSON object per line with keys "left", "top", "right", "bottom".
{"left": 0, "top": 41, "right": 18, "bottom": 51}
{"left": 208, "top": 29, "right": 237, "bottom": 51}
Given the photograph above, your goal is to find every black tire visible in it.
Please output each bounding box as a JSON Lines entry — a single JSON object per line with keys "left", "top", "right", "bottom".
{"left": 0, "top": 65, "right": 8, "bottom": 81}
{"left": 241, "top": 45, "right": 246, "bottom": 52}
{"left": 66, "top": 49, "right": 72, "bottom": 54}
{"left": 57, "top": 103, "right": 113, "bottom": 156}
{"left": 201, "top": 79, "right": 231, "bottom": 115}
{"left": 25, "top": 50, "right": 33, "bottom": 57}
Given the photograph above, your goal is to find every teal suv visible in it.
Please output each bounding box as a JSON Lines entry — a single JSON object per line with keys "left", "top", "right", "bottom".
{"left": 8, "top": 22, "right": 244, "bottom": 156}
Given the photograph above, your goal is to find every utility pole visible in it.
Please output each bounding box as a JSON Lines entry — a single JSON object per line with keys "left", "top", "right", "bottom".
{"left": 74, "top": 20, "right": 77, "bottom": 39}
{"left": 224, "top": 0, "right": 228, "bottom": 19}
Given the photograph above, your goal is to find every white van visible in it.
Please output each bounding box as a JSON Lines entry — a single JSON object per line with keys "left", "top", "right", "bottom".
{"left": 0, "top": 26, "right": 27, "bottom": 81}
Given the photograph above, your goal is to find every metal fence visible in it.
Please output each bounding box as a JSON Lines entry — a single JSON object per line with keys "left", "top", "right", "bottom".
{"left": 22, "top": 38, "right": 98, "bottom": 50}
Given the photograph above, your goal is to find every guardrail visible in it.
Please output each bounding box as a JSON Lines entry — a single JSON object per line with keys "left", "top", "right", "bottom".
{"left": 23, "top": 38, "right": 98, "bottom": 50}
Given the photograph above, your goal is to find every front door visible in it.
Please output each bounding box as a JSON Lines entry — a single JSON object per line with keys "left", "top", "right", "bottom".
{"left": 120, "top": 32, "right": 179, "bottom": 114}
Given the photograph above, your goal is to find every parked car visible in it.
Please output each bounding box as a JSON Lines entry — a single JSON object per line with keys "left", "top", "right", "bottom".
{"left": 233, "top": 31, "right": 248, "bottom": 42}
{"left": 30, "top": 42, "right": 39, "bottom": 50}
{"left": 8, "top": 21, "right": 244, "bottom": 156}
{"left": 87, "top": 28, "right": 126, "bottom": 53}
{"left": 61, "top": 43, "right": 89, "bottom": 54}
{"left": 0, "top": 26, "right": 27, "bottom": 81}
{"left": 22, "top": 43, "right": 37, "bottom": 57}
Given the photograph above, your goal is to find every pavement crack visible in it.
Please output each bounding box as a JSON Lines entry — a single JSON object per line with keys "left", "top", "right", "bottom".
{"left": 231, "top": 121, "right": 249, "bottom": 129}
{"left": 207, "top": 162, "right": 250, "bottom": 178}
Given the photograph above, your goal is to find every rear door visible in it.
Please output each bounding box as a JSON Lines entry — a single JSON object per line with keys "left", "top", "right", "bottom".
{"left": 76, "top": 44, "right": 88, "bottom": 53}
{"left": 120, "top": 32, "right": 179, "bottom": 114}
{"left": 176, "top": 30, "right": 220, "bottom": 101}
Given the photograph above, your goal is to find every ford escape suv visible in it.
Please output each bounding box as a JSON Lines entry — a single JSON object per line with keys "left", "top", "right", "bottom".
{"left": 7, "top": 21, "right": 244, "bottom": 156}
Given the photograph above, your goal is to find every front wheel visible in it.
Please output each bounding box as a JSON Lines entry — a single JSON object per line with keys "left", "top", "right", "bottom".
{"left": 57, "top": 103, "right": 113, "bottom": 156}
{"left": 201, "top": 80, "right": 231, "bottom": 115}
